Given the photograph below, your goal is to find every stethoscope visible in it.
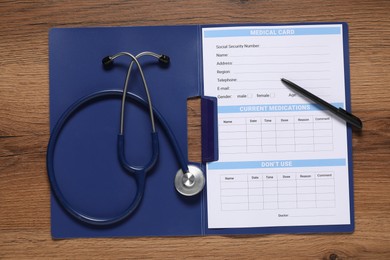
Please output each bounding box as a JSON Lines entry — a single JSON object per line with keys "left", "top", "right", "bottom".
{"left": 47, "top": 51, "right": 205, "bottom": 226}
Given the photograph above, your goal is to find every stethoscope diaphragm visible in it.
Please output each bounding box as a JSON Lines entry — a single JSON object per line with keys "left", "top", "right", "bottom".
{"left": 174, "top": 165, "right": 205, "bottom": 196}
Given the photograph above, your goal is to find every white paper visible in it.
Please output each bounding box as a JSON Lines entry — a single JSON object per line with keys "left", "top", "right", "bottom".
{"left": 202, "top": 24, "right": 351, "bottom": 229}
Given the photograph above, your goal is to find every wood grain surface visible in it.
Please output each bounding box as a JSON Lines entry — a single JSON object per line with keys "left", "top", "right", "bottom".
{"left": 1, "top": 0, "right": 389, "bottom": 259}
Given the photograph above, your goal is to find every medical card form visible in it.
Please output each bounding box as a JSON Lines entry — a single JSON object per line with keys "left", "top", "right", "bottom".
{"left": 202, "top": 24, "right": 352, "bottom": 229}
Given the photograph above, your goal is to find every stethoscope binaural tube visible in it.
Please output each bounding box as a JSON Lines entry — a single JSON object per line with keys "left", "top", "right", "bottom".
{"left": 103, "top": 52, "right": 190, "bottom": 175}
{"left": 104, "top": 51, "right": 169, "bottom": 135}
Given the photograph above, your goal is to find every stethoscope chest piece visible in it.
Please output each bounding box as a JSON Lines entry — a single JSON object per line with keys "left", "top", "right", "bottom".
{"left": 175, "top": 165, "right": 205, "bottom": 196}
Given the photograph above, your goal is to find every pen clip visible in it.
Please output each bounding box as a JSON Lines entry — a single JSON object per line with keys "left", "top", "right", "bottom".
{"left": 337, "top": 108, "right": 363, "bottom": 129}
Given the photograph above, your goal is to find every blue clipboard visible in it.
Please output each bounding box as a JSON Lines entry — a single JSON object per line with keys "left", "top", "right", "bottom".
{"left": 48, "top": 23, "right": 354, "bottom": 238}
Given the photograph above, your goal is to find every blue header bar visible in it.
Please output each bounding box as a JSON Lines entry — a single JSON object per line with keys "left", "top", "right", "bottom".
{"left": 208, "top": 159, "right": 346, "bottom": 170}
{"left": 204, "top": 27, "right": 341, "bottom": 38}
{"left": 218, "top": 103, "right": 344, "bottom": 113}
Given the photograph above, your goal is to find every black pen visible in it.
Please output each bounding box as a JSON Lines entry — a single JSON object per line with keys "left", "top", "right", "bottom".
{"left": 281, "top": 78, "right": 363, "bottom": 129}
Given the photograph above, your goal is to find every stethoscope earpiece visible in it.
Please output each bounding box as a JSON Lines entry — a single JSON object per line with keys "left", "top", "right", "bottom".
{"left": 102, "top": 56, "right": 114, "bottom": 69}
{"left": 158, "top": 54, "right": 170, "bottom": 64}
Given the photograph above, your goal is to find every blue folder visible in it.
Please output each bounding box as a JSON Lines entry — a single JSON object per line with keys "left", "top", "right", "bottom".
{"left": 49, "top": 23, "right": 354, "bottom": 238}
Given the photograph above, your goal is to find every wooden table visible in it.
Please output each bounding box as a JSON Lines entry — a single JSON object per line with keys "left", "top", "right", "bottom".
{"left": 1, "top": 1, "right": 389, "bottom": 259}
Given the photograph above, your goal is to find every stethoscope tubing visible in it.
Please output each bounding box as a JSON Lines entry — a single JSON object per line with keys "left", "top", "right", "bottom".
{"left": 47, "top": 89, "right": 189, "bottom": 225}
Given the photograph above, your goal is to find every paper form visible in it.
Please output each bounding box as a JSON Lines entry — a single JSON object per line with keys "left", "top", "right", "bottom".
{"left": 202, "top": 24, "right": 351, "bottom": 229}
